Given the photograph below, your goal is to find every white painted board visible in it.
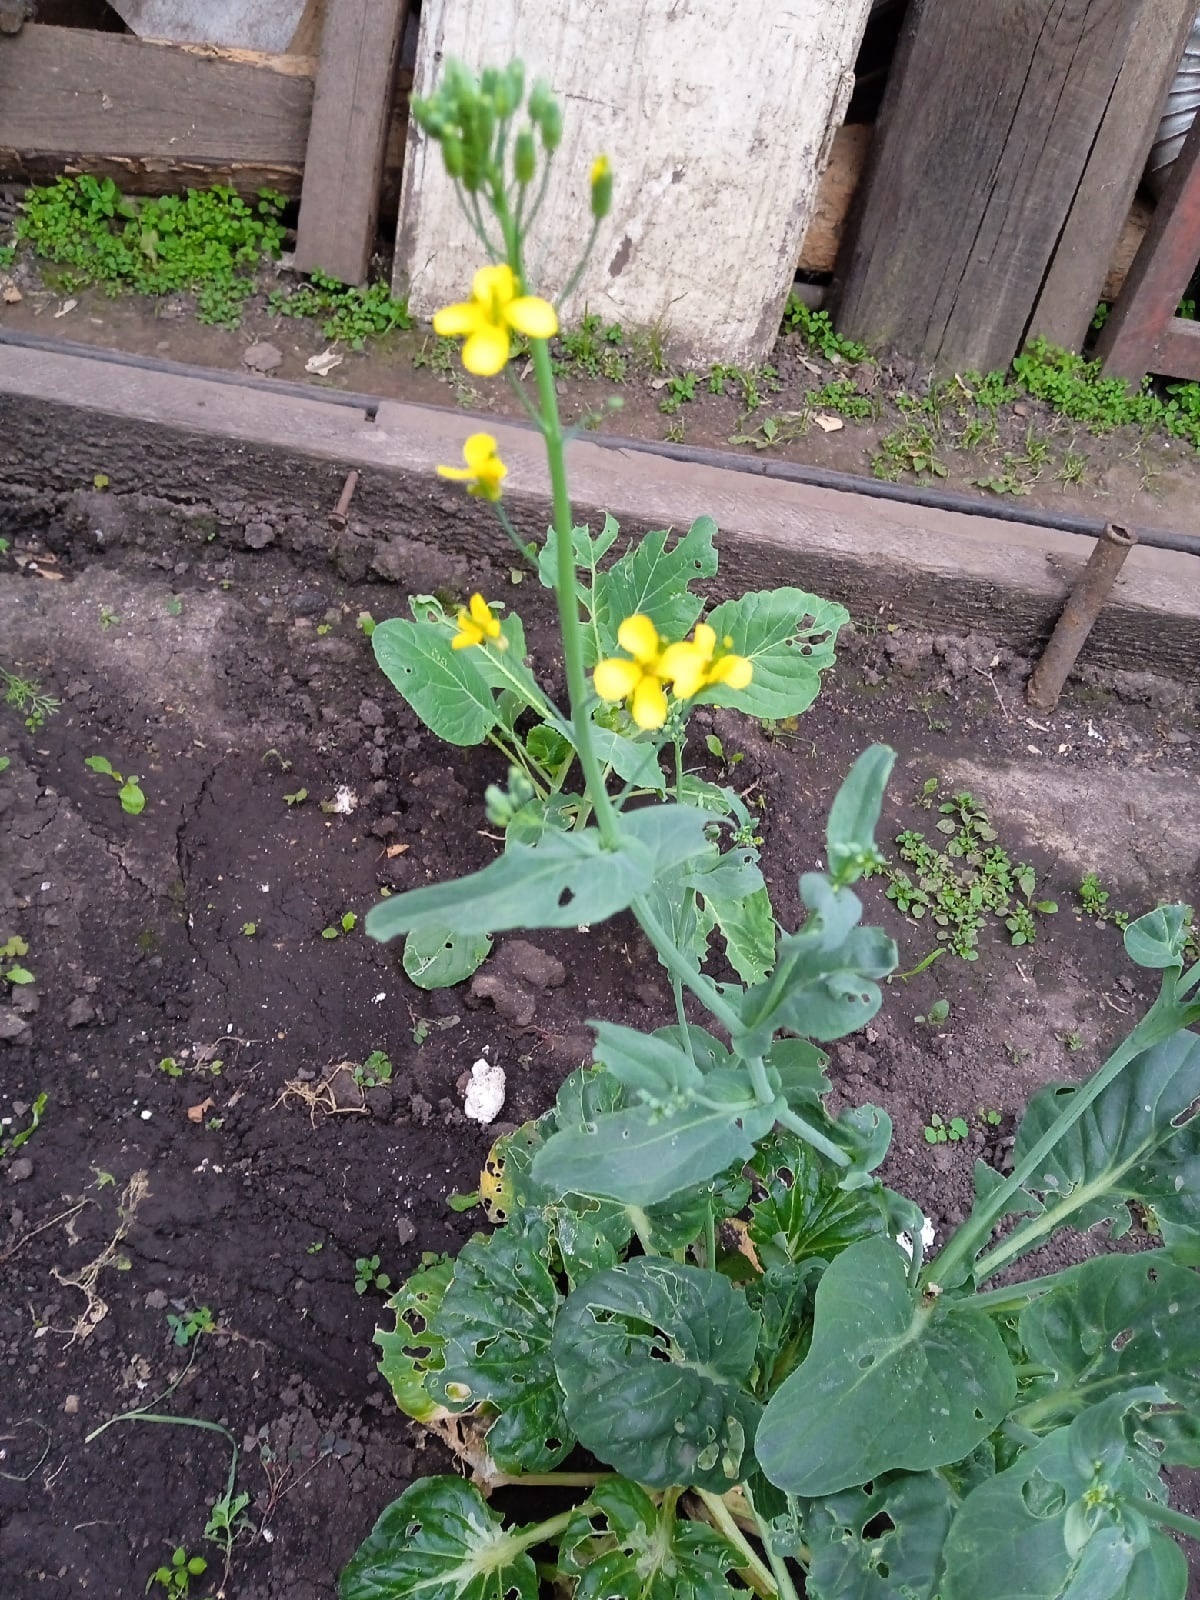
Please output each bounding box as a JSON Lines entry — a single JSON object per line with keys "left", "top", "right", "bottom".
{"left": 395, "top": 0, "right": 872, "bottom": 363}
{"left": 111, "top": 1, "right": 308, "bottom": 52}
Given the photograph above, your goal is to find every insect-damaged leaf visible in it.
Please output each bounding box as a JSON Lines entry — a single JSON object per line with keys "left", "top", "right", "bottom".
{"left": 558, "top": 1477, "right": 744, "bottom": 1600}
{"left": 697, "top": 587, "right": 847, "bottom": 720}
{"left": 756, "top": 1236, "right": 1015, "bottom": 1497}
{"left": 553, "top": 1257, "right": 760, "bottom": 1492}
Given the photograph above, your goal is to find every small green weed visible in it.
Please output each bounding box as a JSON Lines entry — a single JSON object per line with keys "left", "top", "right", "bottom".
{"left": 709, "top": 363, "right": 780, "bottom": 411}
{"left": 158, "top": 1056, "right": 183, "bottom": 1078}
{"left": 240, "top": 922, "right": 257, "bottom": 938}
{"left": 17, "top": 176, "right": 286, "bottom": 327}
{"left": 321, "top": 911, "right": 358, "bottom": 940}
{"left": 146, "top": 1548, "right": 206, "bottom": 1598}
{"left": 2, "top": 667, "right": 61, "bottom": 731}
{"left": 1, "top": 1091, "right": 47, "bottom": 1162}
{"left": 84, "top": 755, "right": 146, "bottom": 816}
{"left": 873, "top": 423, "right": 948, "bottom": 482}
{"left": 1, "top": 934, "right": 33, "bottom": 988}
{"left": 99, "top": 604, "right": 121, "bottom": 630}
{"left": 809, "top": 378, "right": 876, "bottom": 421}
{"left": 555, "top": 311, "right": 626, "bottom": 380}
{"left": 283, "top": 787, "right": 308, "bottom": 807}
{"left": 269, "top": 269, "right": 412, "bottom": 349}
{"left": 1064, "top": 1030, "right": 1085, "bottom": 1053}
{"left": 915, "top": 998, "right": 950, "bottom": 1027}
{"left": 354, "top": 1254, "right": 392, "bottom": 1295}
{"left": 166, "top": 1306, "right": 215, "bottom": 1347}
{"left": 924, "top": 1112, "right": 969, "bottom": 1144}
{"left": 354, "top": 1050, "right": 393, "bottom": 1089}
{"left": 658, "top": 372, "right": 698, "bottom": 415}
{"left": 782, "top": 294, "right": 869, "bottom": 362}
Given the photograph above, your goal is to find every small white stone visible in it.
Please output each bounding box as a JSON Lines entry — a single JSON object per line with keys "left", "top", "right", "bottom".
{"left": 140, "top": 1109, "right": 153, "bottom": 1121}
{"left": 372, "top": 992, "right": 387, "bottom": 1004}
{"left": 332, "top": 785, "right": 358, "bottom": 815}
{"left": 463, "top": 1058, "right": 506, "bottom": 1125}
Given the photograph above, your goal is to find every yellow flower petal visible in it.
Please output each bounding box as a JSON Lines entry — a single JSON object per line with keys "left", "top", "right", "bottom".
{"left": 461, "top": 323, "right": 511, "bottom": 376}
{"left": 591, "top": 155, "right": 610, "bottom": 185}
{"left": 437, "top": 464, "right": 474, "bottom": 481}
{"left": 593, "top": 658, "right": 643, "bottom": 701}
{"left": 616, "top": 614, "right": 661, "bottom": 665}
{"left": 473, "top": 263, "right": 516, "bottom": 307}
{"left": 660, "top": 641, "right": 708, "bottom": 700}
{"left": 710, "top": 654, "right": 753, "bottom": 690}
{"left": 468, "top": 593, "right": 492, "bottom": 625}
{"left": 433, "top": 301, "right": 480, "bottom": 337}
{"left": 691, "top": 623, "right": 717, "bottom": 660}
{"left": 463, "top": 433, "right": 499, "bottom": 470}
{"left": 630, "top": 676, "right": 668, "bottom": 730}
{"left": 505, "top": 295, "right": 559, "bottom": 340}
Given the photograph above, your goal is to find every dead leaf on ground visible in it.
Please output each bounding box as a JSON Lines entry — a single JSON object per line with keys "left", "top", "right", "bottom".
{"left": 305, "top": 348, "right": 344, "bottom": 376}
{"left": 812, "top": 413, "right": 844, "bottom": 433}
{"left": 0, "top": 275, "right": 21, "bottom": 304}
{"left": 187, "top": 1098, "right": 215, "bottom": 1123}
{"left": 385, "top": 843, "right": 410, "bottom": 858}
{"left": 53, "top": 298, "right": 78, "bottom": 318}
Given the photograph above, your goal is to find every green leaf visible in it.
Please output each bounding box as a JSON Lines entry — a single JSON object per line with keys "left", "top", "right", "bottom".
{"left": 373, "top": 618, "right": 497, "bottom": 746}
{"left": 825, "top": 745, "right": 895, "bottom": 888}
{"left": 5, "top": 966, "right": 34, "bottom": 985}
{"left": 748, "top": 1131, "right": 887, "bottom": 1271}
{"left": 1006, "top": 1029, "right": 1200, "bottom": 1245}
{"left": 118, "top": 778, "right": 145, "bottom": 815}
{"left": 558, "top": 1477, "right": 743, "bottom": 1600}
{"left": 804, "top": 1470, "right": 956, "bottom": 1600}
{"left": 1123, "top": 904, "right": 1192, "bottom": 971}
{"left": 756, "top": 1236, "right": 1015, "bottom": 1497}
{"left": 366, "top": 805, "right": 712, "bottom": 942}
{"left": 939, "top": 1411, "right": 1186, "bottom": 1600}
{"left": 544, "top": 712, "right": 665, "bottom": 789}
{"left": 538, "top": 516, "right": 620, "bottom": 663}
{"left": 339, "top": 1477, "right": 539, "bottom": 1600}
{"left": 1016, "top": 1252, "right": 1200, "bottom": 1428}
{"left": 84, "top": 755, "right": 115, "bottom": 776}
{"left": 746, "top": 1260, "right": 824, "bottom": 1397}
{"left": 697, "top": 588, "right": 848, "bottom": 719}
{"left": 553, "top": 1257, "right": 761, "bottom": 1490}
{"left": 526, "top": 723, "right": 573, "bottom": 772}
{"left": 375, "top": 1255, "right": 456, "bottom": 1423}
{"left": 766, "top": 1036, "right": 832, "bottom": 1109}
{"left": 402, "top": 927, "right": 493, "bottom": 990}
{"left": 593, "top": 516, "right": 718, "bottom": 654}
{"left": 427, "top": 1221, "right": 572, "bottom": 1471}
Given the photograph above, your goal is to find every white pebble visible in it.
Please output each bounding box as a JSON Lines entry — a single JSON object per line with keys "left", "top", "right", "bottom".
{"left": 463, "top": 1059, "right": 506, "bottom": 1125}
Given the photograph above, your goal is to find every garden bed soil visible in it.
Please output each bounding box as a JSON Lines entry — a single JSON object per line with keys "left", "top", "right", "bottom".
{"left": 1, "top": 510, "right": 1199, "bottom": 1596}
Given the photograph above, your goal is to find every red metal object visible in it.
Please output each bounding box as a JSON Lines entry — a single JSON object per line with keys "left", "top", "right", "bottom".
{"left": 1096, "top": 105, "right": 1200, "bottom": 383}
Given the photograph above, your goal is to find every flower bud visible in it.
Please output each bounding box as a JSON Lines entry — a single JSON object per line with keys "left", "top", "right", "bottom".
{"left": 514, "top": 129, "right": 536, "bottom": 185}
{"left": 441, "top": 134, "right": 465, "bottom": 178}
{"left": 590, "top": 154, "right": 612, "bottom": 219}
{"left": 539, "top": 98, "right": 563, "bottom": 152}
{"left": 528, "top": 78, "right": 552, "bottom": 123}
{"left": 506, "top": 61, "right": 526, "bottom": 110}
{"left": 484, "top": 784, "right": 514, "bottom": 827}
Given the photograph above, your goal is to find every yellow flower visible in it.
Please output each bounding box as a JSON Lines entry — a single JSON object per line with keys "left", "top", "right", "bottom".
{"left": 593, "top": 614, "right": 670, "bottom": 730}
{"left": 660, "top": 623, "right": 753, "bottom": 700}
{"left": 433, "top": 264, "right": 558, "bottom": 377}
{"left": 452, "top": 593, "right": 506, "bottom": 651}
{"left": 437, "top": 433, "right": 508, "bottom": 502}
{"left": 590, "top": 155, "right": 610, "bottom": 186}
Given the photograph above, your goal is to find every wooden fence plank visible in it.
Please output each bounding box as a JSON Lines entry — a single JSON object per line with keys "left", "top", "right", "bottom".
{"left": 0, "top": 25, "right": 314, "bottom": 195}
{"left": 836, "top": 0, "right": 1141, "bottom": 374}
{"left": 1029, "top": 0, "right": 1196, "bottom": 354}
{"left": 293, "top": 0, "right": 407, "bottom": 285}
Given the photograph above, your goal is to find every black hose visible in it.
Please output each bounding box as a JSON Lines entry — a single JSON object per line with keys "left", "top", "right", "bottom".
{"left": 3, "top": 326, "right": 1198, "bottom": 557}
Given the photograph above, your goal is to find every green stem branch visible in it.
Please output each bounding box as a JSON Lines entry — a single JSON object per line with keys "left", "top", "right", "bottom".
{"left": 694, "top": 1490, "right": 777, "bottom": 1598}
{"left": 1125, "top": 1495, "right": 1200, "bottom": 1543}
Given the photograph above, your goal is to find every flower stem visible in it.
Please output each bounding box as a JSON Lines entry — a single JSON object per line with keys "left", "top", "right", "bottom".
{"left": 742, "top": 1480, "right": 805, "bottom": 1600}
{"left": 1124, "top": 1495, "right": 1200, "bottom": 1543}
{"left": 694, "top": 1490, "right": 778, "bottom": 1598}
{"left": 632, "top": 893, "right": 744, "bottom": 1036}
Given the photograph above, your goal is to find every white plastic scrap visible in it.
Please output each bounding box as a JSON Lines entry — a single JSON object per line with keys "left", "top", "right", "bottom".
{"left": 332, "top": 785, "right": 358, "bottom": 815}
{"left": 896, "top": 1215, "right": 936, "bottom": 1262}
{"left": 463, "top": 1058, "right": 506, "bottom": 1125}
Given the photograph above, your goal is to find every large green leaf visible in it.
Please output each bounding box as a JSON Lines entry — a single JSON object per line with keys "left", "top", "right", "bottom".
{"left": 939, "top": 1406, "right": 1187, "bottom": 1600}
{"left": 740, "top": 874, "right": 897, "bottom": 1042}
{"left": 402, "top": 927, "right": 492, "bottom": 990}
{"left": 373, "top": 618, "right": 497, "bottom": 746}
{"left": 339, "top": 1477, "right": 539, "bottom": 1600}
{"left": 427, "top": 1222, "right": 572, "bottom": 1471}
{"left": 365, "top": 804, "right": 711, "bottom": 941}
{"left": 691, "top": 846, "right": 776, "bottom": 985}
{"left": 553, "top": 1258, "right": 760, "bottom": 1491}
{"left": 558, "top": 1477, "right": 743, "bottom": 1600}
{"left": 825, "top": 745, "right": 895, "bottom": 889}
{"left": 375, "top": 1254, "right": 456, "bottom": 1423}
{"left": 1006, "top": 1029, "right": 1200, "bottom": 1247}
{"left": 1123, "top": 904, "right": 1193, "bottom": 972}
{"left": 1016, "top": 1252, "right": 1200, "bottom": 1429}
{"left": 537, "top": 515, "right": 619, "bottom": 663}
{"left": 804, "top": 1470, "right": 956, "bottom": 1600}
{"left": 593, "top": 516, "right": 718, "bottom": 654}
{"left": 748, "top": 1132, "right": 887, "bottom": 1271}
{"left": 757, "top": 1236, "right": 1015, "bottom": 1497}
{"left": 698, "top": 588, "right": 848, "bottom": 719}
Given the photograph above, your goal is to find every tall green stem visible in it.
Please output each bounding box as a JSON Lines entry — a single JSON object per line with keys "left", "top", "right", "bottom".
{"left": 695, "top": 1490, "right": 777, "bottom": 1598}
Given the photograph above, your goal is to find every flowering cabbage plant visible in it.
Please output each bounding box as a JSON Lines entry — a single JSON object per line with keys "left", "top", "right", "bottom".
{"left": 344, "top": 59, "right": 1200, "bottom": 1600}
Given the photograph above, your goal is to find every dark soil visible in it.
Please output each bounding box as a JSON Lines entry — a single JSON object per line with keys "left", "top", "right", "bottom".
{"left": 1, "top": 507, "right": 1199, "bottom": 1597}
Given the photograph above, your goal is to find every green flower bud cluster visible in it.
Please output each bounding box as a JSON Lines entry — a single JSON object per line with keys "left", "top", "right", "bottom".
{"left": 411, "top": 58, "right": 562, "bottom": 195}
{"left": 484, "top": 766, "right": 538, "bottom": 827}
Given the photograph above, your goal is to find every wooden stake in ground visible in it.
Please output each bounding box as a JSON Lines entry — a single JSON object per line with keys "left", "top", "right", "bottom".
{"left": 1026, "top": 525, "right": 1137, "bottom": 713}
{"left": 294, "top": 0, "right": 408, "bottom": 286}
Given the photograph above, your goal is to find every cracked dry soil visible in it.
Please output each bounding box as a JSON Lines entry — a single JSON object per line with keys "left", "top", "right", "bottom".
{"left": 1, "top": 511, "right": 1199, "bottom": 1596}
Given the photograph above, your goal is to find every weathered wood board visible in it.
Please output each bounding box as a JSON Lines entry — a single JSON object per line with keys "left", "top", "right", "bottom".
{"left": 111, "top": 0, "right": 308, "bottom": 52}
{"left": 1028, "top": 0, "right": 1197, "bottom": 354}
{"left": 837, "top": 0, "right": 1146, "bottom": 373}
{"left": 294, "top": 0, "right": 408, "bottom": 285}
{"left": 395, "top": 0, "right": 873, "bottom": 363}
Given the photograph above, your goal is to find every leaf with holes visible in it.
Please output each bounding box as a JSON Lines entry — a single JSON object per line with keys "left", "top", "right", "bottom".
{"left": 593, "top": 516, "right": 717, "bottom": 654}
{"left": 803, "top": 1470, "right": 956, "bottom": 1600}
{"left": 697, "top": 588, "right": 848, "bottom": 719}
{"left": 372, "top": 618, "right": 497, "bottom": 746}
{"left": 939, "top": 1402, "right": 1186, "bottom": 1600}
{"left": 756, "top": 1236, "right": 1015, "bottom": 1497}
{"left": 1123, "top": 904, "right": 1193, "bottom": 972}
{"left": 1015, "top": 1251, "right": 1200, "bottom": 1438}
{"left": 1001, "top": 1029, "right": 1200, "bottom": 1251}
{"left": 375, "top": 1255, "right": 456, "bottom": 1423}
{"left": 553, "top": 1258, "right": 760, "bottom": 1491}
{"left": 426, "top": 1221, "right": 572, "bottom": 1471}
{"left": 557, "top": 1477, "right": 743, "bottom": 1600}
{"left": 748, "top": 1131, "right": 888, "bottom": 1271}
{"left": 402, "top": 927, "right": 492, "bottom": 990}
{"left": 339, "top": 1477, "right": 539, "bottom": 1600}
{"left": 365, "top": 804, "right": 711, "bottom": 942}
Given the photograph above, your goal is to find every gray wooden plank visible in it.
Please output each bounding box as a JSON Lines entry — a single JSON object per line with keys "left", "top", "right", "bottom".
{"left": 0, "top": 24, "right": 314, "bottom": 194}
{"left": 293, "top": 0, "right": 407, "bottom": 286}
{"left": 1029, "top": 0, "right": 1196, "bottom": 354}
{"left": 836, "top": 0, "right": 1140, "bottom": 375}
